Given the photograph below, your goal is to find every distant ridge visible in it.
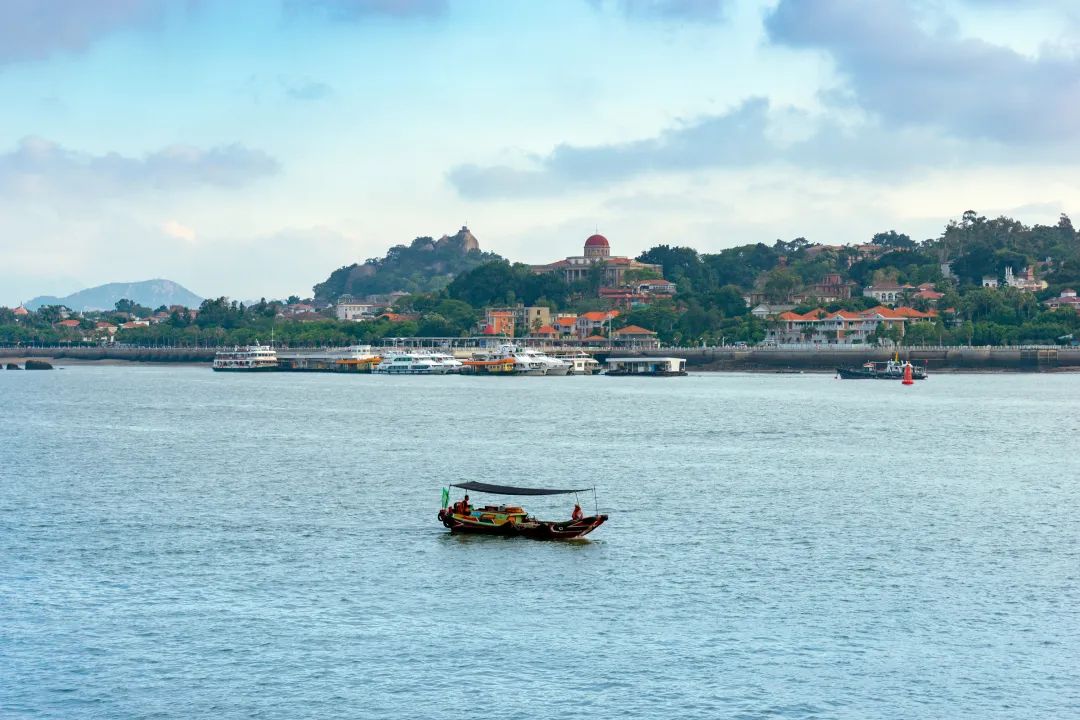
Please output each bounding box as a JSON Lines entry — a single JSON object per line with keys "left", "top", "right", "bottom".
{"left": 26, "top": 279, "right": 204, "bottom": 312}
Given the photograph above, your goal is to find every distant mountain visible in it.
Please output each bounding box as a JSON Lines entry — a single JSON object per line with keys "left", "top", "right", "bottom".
{"left": 313, "top": 225, "right": 502, "bottom": 302}
{"left": 26, "top": 279, "right": 204, "bottom": 312}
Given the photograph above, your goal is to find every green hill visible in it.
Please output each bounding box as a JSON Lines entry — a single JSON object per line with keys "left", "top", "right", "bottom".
{"left": 313, "top": 226, "right": 502, "bottom": 302}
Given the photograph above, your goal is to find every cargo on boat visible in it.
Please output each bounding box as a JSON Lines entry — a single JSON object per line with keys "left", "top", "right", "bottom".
{"left": 437, "top": 481, "right": 607, "bottom": 540}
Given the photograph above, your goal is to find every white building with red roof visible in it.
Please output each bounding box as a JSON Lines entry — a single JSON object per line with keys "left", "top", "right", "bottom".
{"left": 530, "top": 234, "right": 662, "bottom": 288}
{"left": 1045, "top": 289, "right": 1080, "bottom": 310}
{"left": 768, "top": 306, "right": 937, "bottom": 345}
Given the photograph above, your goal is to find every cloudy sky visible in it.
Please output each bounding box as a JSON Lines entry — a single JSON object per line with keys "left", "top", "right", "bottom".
{"left": 2, "top": 0, "right": 1079, "bottom": 305}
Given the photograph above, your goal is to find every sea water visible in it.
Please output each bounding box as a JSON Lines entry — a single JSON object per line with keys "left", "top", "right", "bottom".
{"left": 1, "top": 367, "right": 1078, "bottom": 719}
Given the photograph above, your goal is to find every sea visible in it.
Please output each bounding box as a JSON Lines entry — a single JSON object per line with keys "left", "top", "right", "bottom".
{"left": 1, "top": 366, "right": 1078, "bottom": 719}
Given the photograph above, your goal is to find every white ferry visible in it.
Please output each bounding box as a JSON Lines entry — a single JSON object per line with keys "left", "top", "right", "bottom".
{"left": 212, "top": 343, "right": 279, "bottom": 372}
{"left": 373, "top": 351, "right": 450, "bottom": 374}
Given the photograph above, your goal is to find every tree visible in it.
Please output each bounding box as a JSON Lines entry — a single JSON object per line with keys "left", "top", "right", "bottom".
{"left": 762, "top": 268, "right": 801, "bottom": 303}
{"left": 872, "top": 230, "right": 915, "bottom": 249}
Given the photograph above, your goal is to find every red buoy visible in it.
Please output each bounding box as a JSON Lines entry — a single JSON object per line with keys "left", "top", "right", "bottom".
{"left": 902, "top": 363, "right": 914, "bottom": 385}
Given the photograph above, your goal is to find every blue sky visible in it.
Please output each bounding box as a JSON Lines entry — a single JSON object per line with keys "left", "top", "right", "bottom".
{"left": 2, "top": 0, "right": 1079, "bottom": 305}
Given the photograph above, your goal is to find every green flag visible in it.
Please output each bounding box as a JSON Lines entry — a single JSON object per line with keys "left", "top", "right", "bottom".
{"left": 440, "top": 487, "right": 449, "bottom": 508}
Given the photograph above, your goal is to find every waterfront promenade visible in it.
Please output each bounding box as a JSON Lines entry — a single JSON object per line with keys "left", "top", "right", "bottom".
{"left": 2, "top": 343, "right": 1079, "bottom": 371}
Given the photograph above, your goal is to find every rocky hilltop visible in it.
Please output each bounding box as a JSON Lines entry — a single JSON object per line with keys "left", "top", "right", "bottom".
{"left": 313, "top": 226, "right": 499, "bottom": 302}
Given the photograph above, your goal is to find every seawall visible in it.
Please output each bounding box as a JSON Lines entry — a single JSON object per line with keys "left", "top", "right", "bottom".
{"left": 2, "top": 345, "right": 1078, "bottom": 371}
{"left": 631, "top": 346, "right": 1080, "bottom": 372}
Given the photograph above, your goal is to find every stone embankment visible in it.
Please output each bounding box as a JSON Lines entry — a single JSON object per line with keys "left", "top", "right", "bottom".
{"left": 637, "top": 346, "right": 1080, "bottom": 372}
{"left": 2, "top": 345, "right": 1079, "bottom": 371}
{"left": 0, "top": 346, "right": 216, "bottom": 362}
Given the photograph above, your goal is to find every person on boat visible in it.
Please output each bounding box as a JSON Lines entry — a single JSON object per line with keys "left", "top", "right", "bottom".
{"left": 572, "top": 504, "right": 584, "bottom": 521}
{"left": 456, "top": 494, "right": 471, "bottom": 515}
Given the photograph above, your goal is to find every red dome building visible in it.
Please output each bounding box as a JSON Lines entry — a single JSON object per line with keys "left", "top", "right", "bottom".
{"left": 584, "top": 234, "right": 610, "bottom": 259}
{"left": 529, "top": 232, "right": 662, "bottom": 288}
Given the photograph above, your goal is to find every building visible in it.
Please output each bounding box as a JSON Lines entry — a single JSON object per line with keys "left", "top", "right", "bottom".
{"left": 1003, "top": 266, "right": 1048, "bottom": 292}
{"left": 482, "top": 309, "right": 515, "bottom": 336}
{"left": 530, "top": 234, "right": 663, "bottom": 288}
{"left": 531, "top": 324, "right": 558, "bottom": 337}
{"left": 767, "top": 306, "right": 937, "bottom": 345}
{"left": 612, "top": 325, "right": 660, "bottom": 349}
{"left": 335, "top": 296, "right": 380, "bottom": 321}
{"left": 554, "top": 315, "right": 578, "bottom": 337}
{"left": 56, "top": 319, "right": 81, "bottom": 329}
{"left": 750, "top": 303, "right": 796, "bottom": 319}
{"left": 575, "top": 310, "right": 619, "bottom": 339}
{"left": 863, "top": 281, "right": 908, "bottom": 304}
{"left": 1045, "top": 289, "right": 1080, "bottom": 310}
{"left": 487, "top": 305, "right": 551, "bottom": 334}
{"left": 13, "top": 306, "right": 29, "bottom": 317}
{"left": 806, "top": 273, "right": 855, "bottom": 302}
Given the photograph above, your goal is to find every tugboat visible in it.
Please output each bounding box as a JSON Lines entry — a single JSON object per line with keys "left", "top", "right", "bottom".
{"left": 836, "top": 358, "right": 927, "bottom": 380}
{"left": 437, "top": 482, "right": 607, "bottom": 540}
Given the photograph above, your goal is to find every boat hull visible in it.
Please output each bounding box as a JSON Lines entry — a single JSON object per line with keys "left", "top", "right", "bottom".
{"left": 212, "top": 365, "right": 279, "bottom": 372}
{"left": 437, "top": 509, "right": 607, "bottom": 540}
{"left": 836, "top": 366, "right": 927, "bottom": 380}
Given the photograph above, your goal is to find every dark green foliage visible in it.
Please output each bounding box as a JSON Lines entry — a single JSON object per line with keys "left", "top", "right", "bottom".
{"left": 312, "top": 229, "right": 502, "bottom": 302}
{"left": 447, "top": 261, "right": 570, "bottom": 309}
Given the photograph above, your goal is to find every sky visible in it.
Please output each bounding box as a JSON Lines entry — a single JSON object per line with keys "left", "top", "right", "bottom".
{"left": 2, "top": 0, "right": 1079, "bottom": 305}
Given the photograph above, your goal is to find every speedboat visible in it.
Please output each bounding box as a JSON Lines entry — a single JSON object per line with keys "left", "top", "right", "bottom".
{"left": 437, "top": 481, "right": 607, "bottom": 540}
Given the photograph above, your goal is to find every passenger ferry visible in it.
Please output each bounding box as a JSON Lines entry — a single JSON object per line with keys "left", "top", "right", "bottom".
{"left": 373, "top": 351, "right": 451, "bottom": 374}
{"left": 604, "top": 356, "right": 687, "bottom": 376}
{"left": 212, "top": 343, "right": 279, "bottom": 372}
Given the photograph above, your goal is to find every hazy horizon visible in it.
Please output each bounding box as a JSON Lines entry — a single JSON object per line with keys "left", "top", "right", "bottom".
{"left": 3, "top": 0, "right": 1079, "bottom": 306}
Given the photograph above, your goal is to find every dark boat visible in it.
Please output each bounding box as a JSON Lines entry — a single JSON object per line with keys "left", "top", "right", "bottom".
{"left": 437, "top": 481, "right": 607, "bottom": 540}
{"left": 836, "top": 359, "right": 927, "bottom": 380}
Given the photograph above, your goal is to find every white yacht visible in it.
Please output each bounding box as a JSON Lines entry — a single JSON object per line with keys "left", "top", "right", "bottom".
{"left": 373, "top": 351, "right": 450, "bottom": 374}
{"left": 213, "top": 343, "right": 279, "bottom": 372}
{"left": 421, "top": 351, "right": 464, "bottom": 374}
{"left": 491, "top": 343, "right": 569, "bottom": 376}
{"left": 515, "top": 346, "right": 571, "bottom": 376}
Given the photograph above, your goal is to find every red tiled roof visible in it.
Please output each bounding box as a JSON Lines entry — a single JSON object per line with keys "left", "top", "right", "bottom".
{"left": 613, "top": 324, "right": 656, "bottom": 336}
{"left": 581, "top": 334, "right": 608, "bottom": 341}
{"left": 580, "top": 310, "right": 618, "bottom": 321}
{"left": 57, "top": 319, "right": 80, "bottom": 327}
{"left": 555, "top": 316, "right": 577, "bottom": 326}
{"left": 533, "top": 324, "right": 557, "bottom": 335}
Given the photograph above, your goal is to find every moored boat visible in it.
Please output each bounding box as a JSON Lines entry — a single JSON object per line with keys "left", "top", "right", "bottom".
{"left": 605, "top": 356, "right": 687, "bottom": 376}
{"left": 836, "top": 359, "right": 927, "bottom": 380}
{"left": 213, "top": 343, "right": 279, "bottom": 371}
{"left": 437, "top": 481, "right": 607, "bottom": 540}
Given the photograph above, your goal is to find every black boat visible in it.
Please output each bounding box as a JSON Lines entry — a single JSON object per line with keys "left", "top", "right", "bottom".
{"left": 437, "top": 481, "right": 607, "bottom": 540}
{"left": 837, "top": 360, "right": 927, "bottom": 380}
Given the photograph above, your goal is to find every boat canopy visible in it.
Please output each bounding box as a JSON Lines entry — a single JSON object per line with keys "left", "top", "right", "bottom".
{"left": 450, "top": 481, "right": 590, "bottom": 496}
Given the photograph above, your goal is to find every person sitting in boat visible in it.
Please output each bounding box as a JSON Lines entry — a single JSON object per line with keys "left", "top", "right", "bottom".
{"left": 572, "top": 504, "right": 584, "bottom": 521}
{"left": 455, "top": 495, "right": 471, "bottom": 515}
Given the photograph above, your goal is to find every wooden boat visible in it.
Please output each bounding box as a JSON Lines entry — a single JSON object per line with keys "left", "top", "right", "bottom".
{"left": 437, "top": 481, "right": 607, "bottom": 540}
{"left": 837, "top": 359, "right": 926, "bottom": 380}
